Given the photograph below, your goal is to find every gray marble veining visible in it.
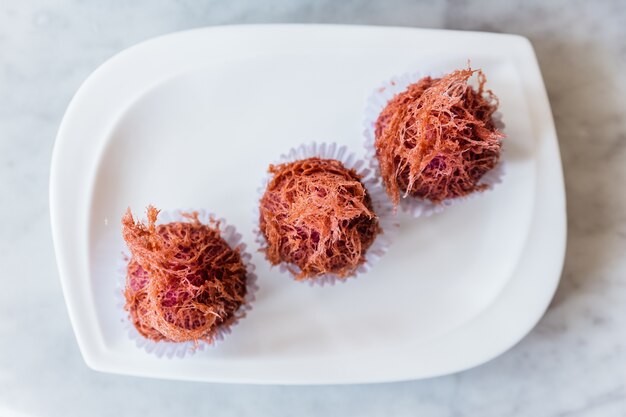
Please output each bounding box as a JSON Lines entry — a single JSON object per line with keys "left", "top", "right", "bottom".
{"left": 1, "top": 0, "right": 625, "bottom": 416}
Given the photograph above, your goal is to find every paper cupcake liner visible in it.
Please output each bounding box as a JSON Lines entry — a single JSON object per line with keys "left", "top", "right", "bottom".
{"left": 116, "top": 209, "right": 258, "bottom": 359}
{"left": 253, "top": 142, "right": 398, "bottom": 286}
{"left": 363, "top": 70, "right": 506, "bottom": 217}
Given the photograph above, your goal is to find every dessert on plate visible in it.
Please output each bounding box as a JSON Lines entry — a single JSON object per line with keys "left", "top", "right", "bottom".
{"left": 258, "top": 155, "right": 382, "bottom": 283}
{"left": 369, "top": 67, "right": 505, "bottom": 216}
{"left": 121, "top": 206, "right": 255, "bottom": 352}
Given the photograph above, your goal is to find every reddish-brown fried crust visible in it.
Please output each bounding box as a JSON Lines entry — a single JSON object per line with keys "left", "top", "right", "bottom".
{"left": 374, "top": 68, "right": 504, "bottom": 205}
{"left": 259, "top": 158, "right": 380, "bottom": 280}
{"left": 122, "top": 206, "right": 247, "bottom": 343}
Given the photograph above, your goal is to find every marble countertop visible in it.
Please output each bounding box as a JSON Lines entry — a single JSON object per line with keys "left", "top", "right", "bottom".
{"left": 1, "top": 0, "right": 625, "bottom": 416}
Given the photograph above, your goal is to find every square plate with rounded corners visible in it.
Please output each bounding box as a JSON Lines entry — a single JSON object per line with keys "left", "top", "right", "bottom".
{"left": 50, "top": 24, "right": 566, "bottom": 384}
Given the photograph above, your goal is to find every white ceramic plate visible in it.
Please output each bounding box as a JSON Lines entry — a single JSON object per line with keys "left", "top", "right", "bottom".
{"left": 50, "top": 25, "right": 566, "bottom": 384}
